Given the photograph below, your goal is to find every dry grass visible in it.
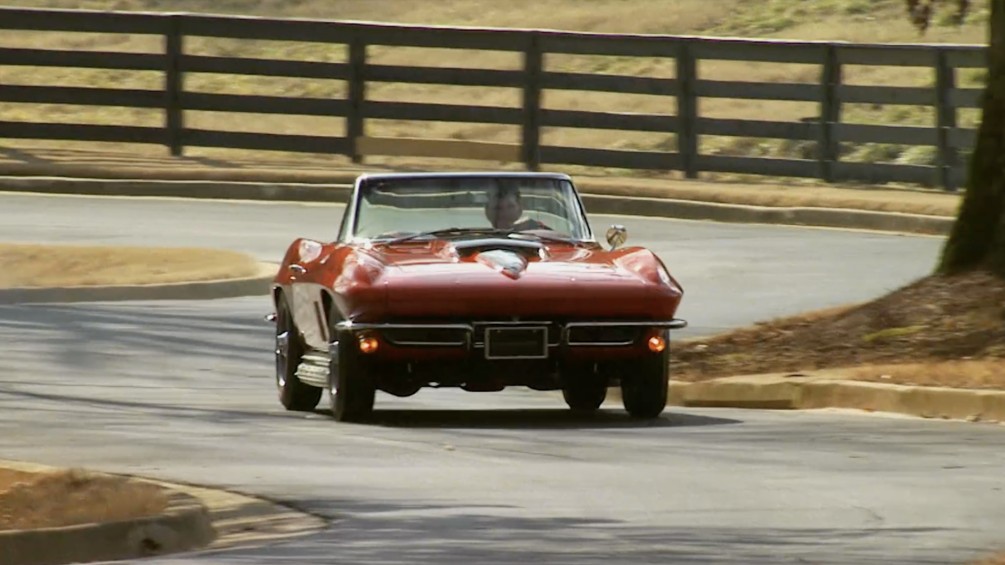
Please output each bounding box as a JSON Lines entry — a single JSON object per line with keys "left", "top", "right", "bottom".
{"left": 839, "top": 359, "right": 1005, "bottom": 389}
{"left": 673, "top": 270, "right": 1005, "bottom": 389}
{"left": 0, "top": 243, "right": 261, "bottom": 288}
{"left": 0, "top": 468, "right": 167, "bottom": 530}
{"left": 0, "top": 0, "right": 989, "bottom": 176}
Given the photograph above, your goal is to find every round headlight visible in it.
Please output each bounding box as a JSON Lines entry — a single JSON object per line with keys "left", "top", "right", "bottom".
{"left": 658, "top": 266, "right": 672, "bottom": 286}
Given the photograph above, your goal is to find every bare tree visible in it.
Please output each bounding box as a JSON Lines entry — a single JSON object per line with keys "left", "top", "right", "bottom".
{"left": 908, "top": 0, "right": 1005, "bottom": 275}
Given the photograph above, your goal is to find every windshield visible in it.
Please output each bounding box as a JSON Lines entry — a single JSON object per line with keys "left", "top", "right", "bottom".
{"left": 351, "top": 176, "right": 592, "bottom": 242}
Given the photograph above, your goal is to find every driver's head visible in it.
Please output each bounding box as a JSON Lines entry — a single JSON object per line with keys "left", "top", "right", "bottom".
{"left": 484, "top": 184, "right": 522, "bottom": 229}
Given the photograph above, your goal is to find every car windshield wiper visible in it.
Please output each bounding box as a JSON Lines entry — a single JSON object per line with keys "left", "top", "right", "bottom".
{"left": 385, "top": 227, "right": 508, "bottom": 244}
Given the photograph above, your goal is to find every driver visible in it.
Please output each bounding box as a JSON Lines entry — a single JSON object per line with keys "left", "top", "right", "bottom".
{"left": 484, "top": 184, "right": 549, "bottom": 231}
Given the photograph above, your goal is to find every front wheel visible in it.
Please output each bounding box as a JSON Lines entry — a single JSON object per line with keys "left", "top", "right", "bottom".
{"left": 328, "top": 331, "right": 376, "bottom": 422}
{"left": 620, "top": 337, "right": 669, "bottom": 419}
{"left": 274, "top": 296, "right": 322, "bottom": 412}
{"left": 561, "top": 363, "right": 608, "bottom": 413}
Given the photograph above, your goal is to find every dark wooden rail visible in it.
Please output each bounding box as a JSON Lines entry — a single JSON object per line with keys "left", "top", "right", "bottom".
{"left": 0, "top": 7, "right": 988, "bottom": 190}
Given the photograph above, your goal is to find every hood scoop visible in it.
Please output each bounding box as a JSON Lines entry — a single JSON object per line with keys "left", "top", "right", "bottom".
{"left": 475, "top": 249, "right": 530, "bottom": 280}
{"left": 451, "top": 237, "right": 542, "bottom": 255}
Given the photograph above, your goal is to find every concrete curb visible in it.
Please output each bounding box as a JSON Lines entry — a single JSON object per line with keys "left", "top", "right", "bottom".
{"left": 0, "top": 262, "right": 277, "bottom": 305}
{"left": 667, "top": 374, "right": 1005, "bottom": 423}
{"left": 0, "top": 460, "right": 327, "bottom": 565}
{"left": 580, "top": 193, "right": 953, "bottom": 235}
{"left": 0, "top": 175, "right": 953, "bottom": 236}
{"left": 0, "top": 468, "right": 215, "bottom": 565}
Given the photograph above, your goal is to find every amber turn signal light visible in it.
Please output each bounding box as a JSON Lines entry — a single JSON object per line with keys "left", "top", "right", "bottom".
{"left": 647, "top": 335, "right": 666, "bottom": 353}
{"left": 358, "top": 335, "right": 379, "bottom": 354}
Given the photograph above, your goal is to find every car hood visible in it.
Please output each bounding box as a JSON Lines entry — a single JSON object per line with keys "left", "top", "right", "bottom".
{"left": 354, "top": 239, "right": 682, "bottom": 319}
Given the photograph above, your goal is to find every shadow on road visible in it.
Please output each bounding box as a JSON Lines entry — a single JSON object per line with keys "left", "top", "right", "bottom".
{"left": 164, "top": 495, "right": 958, "bottom": 565}
{"left": 0, "top": 301, "right": 270, "bottom": 368}
{"left": 352, "top": 408, "right": 740, "bottom": 430}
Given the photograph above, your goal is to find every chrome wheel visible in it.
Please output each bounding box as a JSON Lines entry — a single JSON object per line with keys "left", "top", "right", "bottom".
{"left": 275, "top": 330, "right": 291, "bottom": 388}
{"left": 274, "top": 296, "right": 322, "bottom": 412}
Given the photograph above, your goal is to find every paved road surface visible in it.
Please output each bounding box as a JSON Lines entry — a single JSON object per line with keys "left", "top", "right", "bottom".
{"left": 0, "top": 192, "right": 942, "bottom": 336}
{"left": 3, "top": 193, "right": 1002, "bottom": 564}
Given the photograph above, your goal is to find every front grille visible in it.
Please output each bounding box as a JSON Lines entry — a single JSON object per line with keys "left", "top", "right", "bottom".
{"left": 484, "top": 326, "right": 548, "bottom": 359}
{"left": 381, "top": 328, "right": 468, "bottom": 347}
{"left": 566, "top": 326, "right": 641, "bottom": 346}
{"left": 370, "top": 319, "right": 648, "bottom": 350}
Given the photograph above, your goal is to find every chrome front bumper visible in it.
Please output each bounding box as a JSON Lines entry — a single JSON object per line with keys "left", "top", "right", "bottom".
{"left": 330, "top": 319, "right": 687, "bottom": 348}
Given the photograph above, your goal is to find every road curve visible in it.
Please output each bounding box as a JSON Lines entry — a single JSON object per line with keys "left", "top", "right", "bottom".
{"left": 0, "top": 192, "right": 941, "bottom": 336}
{"left": 2, "top": 193, "right": 1002, "bottom": 565}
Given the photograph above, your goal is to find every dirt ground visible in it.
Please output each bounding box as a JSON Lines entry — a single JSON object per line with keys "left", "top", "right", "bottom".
{"left": 0, "top": 243, "right": 262, "bottom": 288}
{"left": 0, "top": 468, "right": 167, "bottom": 530}
{"left": 673, "top": 270, "right": 1005, "bottom": 389}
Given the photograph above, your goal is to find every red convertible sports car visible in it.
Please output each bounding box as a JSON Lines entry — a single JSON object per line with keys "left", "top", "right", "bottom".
{"left": 269, "top": 172, "right": 686, "bottom": 421}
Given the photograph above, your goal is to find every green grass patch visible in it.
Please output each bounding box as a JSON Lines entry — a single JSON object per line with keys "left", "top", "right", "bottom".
{"left": 861, "top": 325, "right": 927, "bottom": 343}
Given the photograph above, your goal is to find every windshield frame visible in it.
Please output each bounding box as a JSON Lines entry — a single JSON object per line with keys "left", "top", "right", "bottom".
{"left": 339, "top": 173, "right": 597, "bottom": 245}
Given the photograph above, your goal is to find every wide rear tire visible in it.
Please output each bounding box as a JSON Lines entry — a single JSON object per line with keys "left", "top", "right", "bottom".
{"left": 561, "top": 363, "right": 608, "bottom": 413}
{"left": 328, "top": 330, "right": 376, "bottom": 423}
{"left": 274, "top": 296, "right": 322, "bottom": 412}
{"left": 620, "top": 337, "right": 670, "bottom": 419}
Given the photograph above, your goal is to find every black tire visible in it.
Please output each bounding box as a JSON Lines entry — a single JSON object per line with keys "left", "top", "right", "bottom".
{"left": 561, "top": 363, "right": 608, "bottom": 413}
{"left": 620, "top": 336, "right": 670, "bottom": 419}
{"left": 328, "top": 329, "right": 376, "bottom": 422}
{"left": 274, "top": 296, "right": 322, "bottom": 412}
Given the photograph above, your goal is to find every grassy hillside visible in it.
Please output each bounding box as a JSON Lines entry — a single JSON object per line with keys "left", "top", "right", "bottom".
{"left": 0, "top": 0, "right": 989, "bottom": 38}
{"left": 0, "top": 0, "right": 990, "bottom": 178}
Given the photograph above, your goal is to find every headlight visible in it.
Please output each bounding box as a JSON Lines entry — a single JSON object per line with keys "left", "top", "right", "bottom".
{"left": 657, "top": 266, "right": 672, "bottom": 286}
{"left": 655, "top": 259, "right": 682, "bottom": 293}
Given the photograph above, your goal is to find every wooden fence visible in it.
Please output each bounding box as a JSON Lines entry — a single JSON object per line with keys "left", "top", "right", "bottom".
{"left": 0, "top": 7, "right": 989, "bottom": 190}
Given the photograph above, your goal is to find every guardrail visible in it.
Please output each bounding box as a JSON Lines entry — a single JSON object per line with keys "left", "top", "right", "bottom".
{"left": 0, "top": 7, "right": 988, "bottom": 190}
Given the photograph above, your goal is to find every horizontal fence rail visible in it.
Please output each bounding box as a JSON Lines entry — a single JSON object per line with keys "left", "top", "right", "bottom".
{"left": 0, "top": 6, "right": 989, "bottom": 190}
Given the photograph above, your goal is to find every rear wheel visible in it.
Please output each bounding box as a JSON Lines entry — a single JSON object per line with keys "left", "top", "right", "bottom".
{"left": 620, "top": 335, "right": 670, "bottom": 419}
{"left": 561, "top": 363, "right": 608, "bottom": 413}
{"left": 274, "top": 296, "right": 322, "bottom": 412}
{"left": 328, "top": 327, "right": 376, "bottom": 423}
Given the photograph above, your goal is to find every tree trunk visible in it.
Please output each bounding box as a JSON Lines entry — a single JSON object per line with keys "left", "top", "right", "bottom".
{"left": 938, "top": 0, "right": 1005, "bottom": 276}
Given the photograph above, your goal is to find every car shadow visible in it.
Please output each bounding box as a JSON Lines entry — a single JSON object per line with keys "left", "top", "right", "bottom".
{"left": 319, "top": 408, "right": 740, "bottom": 430}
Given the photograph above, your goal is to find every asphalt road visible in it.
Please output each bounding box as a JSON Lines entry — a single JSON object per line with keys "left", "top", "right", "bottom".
{"left": 2, "top": 192, "right": 1002, "bottom": 564}
{"left": 0, "top": 192, "right": 943, "bottom": 336}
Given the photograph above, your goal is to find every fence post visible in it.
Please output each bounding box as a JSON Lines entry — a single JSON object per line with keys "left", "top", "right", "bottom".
{"left": 818, "top": 43, "right": 841, "bottom": 183}
{"left": 935, "top": 48, "right": 958, "bottom": 191}
{"left": 675, "top": 41, "right": 697, "bottom": 179}
{"left": 347, "top": 37, "right": 366, "bottom": 164}
{"left": 164, "top": 14, "right": 183, "bottom": 157}
{"left": 521, "top": 34, "right": 543, "bottom": 171}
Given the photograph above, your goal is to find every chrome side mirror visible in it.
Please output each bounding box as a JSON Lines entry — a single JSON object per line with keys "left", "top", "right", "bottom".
{"left": 606, "top": 224, "right": 628, "bottom": 250}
